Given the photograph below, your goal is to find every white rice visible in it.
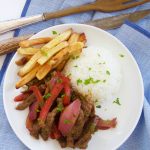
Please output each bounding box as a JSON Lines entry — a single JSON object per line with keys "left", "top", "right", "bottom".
{"left": 63, "top": 46, "right": 122, "bottom": 102}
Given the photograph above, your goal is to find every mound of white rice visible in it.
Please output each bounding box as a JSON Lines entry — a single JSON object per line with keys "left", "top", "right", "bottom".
{"left": 63, "top": 46, "right": 122, "bottom": 102}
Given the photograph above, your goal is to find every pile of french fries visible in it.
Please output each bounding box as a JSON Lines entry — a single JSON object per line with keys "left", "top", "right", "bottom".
{"left": 15, "top": 29, "right": 86, "bottom": 89}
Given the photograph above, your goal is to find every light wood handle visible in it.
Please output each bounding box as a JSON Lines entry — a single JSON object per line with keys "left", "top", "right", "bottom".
{"left": 0, "top": 34, "right": 34, "bottom": 56}
{"left": 43, "top": 3, "right": 96, "bottom": 20}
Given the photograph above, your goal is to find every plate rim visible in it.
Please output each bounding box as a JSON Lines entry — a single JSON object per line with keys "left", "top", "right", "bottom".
{"left": 3, "top": 23, "right": 144, "bottom": 150}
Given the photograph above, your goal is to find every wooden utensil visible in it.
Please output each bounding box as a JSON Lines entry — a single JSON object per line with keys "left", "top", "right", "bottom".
{"left": 0, "top": 0, "right": 149, "bottom": 34}
{"left": 0, "top": 9, "right": 149, "bottom": 56}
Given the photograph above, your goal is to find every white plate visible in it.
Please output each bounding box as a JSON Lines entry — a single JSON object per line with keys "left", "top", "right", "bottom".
{"left": 3, "top": 24, "right": 144, "bottom": 150}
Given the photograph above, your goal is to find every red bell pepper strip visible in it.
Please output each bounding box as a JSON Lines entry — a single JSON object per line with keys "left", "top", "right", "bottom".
{"left": 14, "top": 93, "right": 29, "bottom": 102}
{"left": 62, "top": 77, "right": 71, "bottom": 106}
{"left": 49, "top": 133, "right": 55, "bottom": 139}
{"left": 30, "top": 86, "right": 43, "bottom": 102}
{"left": 29, "top": 101, "right": 39, "bottom": 121}
{"left": 39, "top": 82, "right": 64, "bottom": 126}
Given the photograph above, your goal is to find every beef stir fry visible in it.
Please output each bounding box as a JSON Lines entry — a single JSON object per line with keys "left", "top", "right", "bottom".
{"left": 14, "top": 71, "right": 117, "bottom": 149}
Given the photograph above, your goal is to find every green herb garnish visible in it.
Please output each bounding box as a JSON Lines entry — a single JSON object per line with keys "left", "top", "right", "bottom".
{"left": 67, "top": 73, "right": 72, "bottom": 77}
{"left": 57, "top": 78, "right": 62, "bottom": 83}
{"left": 103, "top": 79, "right": 106, "bottom": 83}
{"left": 96, "top": 105, "right": 101, "bottom": 108}
{"left": 64, "top": 119, "right": 72, "bottom": 124}
{"left": 119, "top": 54, "right": 124, "bottom": 58}
{"left": 52, "top": 30, "right": 57, "bottom": 35}
{"left": 113, "top": 98, "right": 121, "bottom": 106}
{"left": 77, "top": 79, "right": 82, "bottom": 85}
{"left": 106, "top": 70, "right": 110, "bottom": 75}
{"left": 88, "top": 67, "right": 92, "bottom": 71}
{"left": 43, "top": 93, "right": 51, "bottom": 100}
{"left": 74, "top": 65, "right": 78, "bottom": 68}
{"left": 61, "top": 94, "right": 65, "bottom": 98}
{"left": 57, "top": 104, "right": 64, "bottom": 112}
{"left": 41, "top": 50, "right": 48, "bottom": 56}
{"left": 72, "top": 56, "right": 79, "bottom": 60}
{"left": 84, "top": 77, "right": 100, "bottom": 85}
{"left": 97, "top": 53, "right": 101, "bottom": 57}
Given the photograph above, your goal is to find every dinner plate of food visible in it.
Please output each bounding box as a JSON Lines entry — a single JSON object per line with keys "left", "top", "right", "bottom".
{"left": 3, "top": 24, "right": 144, "bottom": 150}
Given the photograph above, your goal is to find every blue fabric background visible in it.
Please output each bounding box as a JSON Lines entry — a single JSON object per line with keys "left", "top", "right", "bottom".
{"left": 0, "top": 0, "right": 150, "bottom": 150}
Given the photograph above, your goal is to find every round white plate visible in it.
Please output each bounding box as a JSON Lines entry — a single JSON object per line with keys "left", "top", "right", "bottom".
{"left": 3, "top": 24, "right": 144, "bottom": 150}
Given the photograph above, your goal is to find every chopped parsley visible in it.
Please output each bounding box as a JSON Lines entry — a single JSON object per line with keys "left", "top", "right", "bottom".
{"left": 57, "top": 104, "right": 64, "bottom": 112}
{"left": 84, "top": 77, "right": 100, "bottom": 85}
{"left": 77, "top": 79, "right": 82, "bottom": 85}
{"left": 57, "top": 78, "right": 62, "bottom": 83}
{"left": 72, "top": 56, "right": 79, "bottom": 60}
{"left": 43, "top": 93, "right": 51, "bottom": 100}
{"left": 96, "top": 105, "right": 101, "bottom": 108}
{"left": 119, "top": 54, "right": 125, "bottom": 58}
{"left": 61, "top": 94, "right": 65, "bottom": 98}
{"left": 88, "top": 67, "right": 92, "bottom": 71}
{"left": 103, "top": 79, "right": 106, "bottom": 83}
{"left": 106, "top": 70, "right": 110, "bottom": 75}
{"left": 74, "top": 65, "right": 78, "bottom": 68}
{"left": 97, "top": 53, "right": 101, "bottom": 57}
{"left": 113, "top": 98, "right": 121, "bottom": 106}
{"left": 41, "top": 50, "right": 48, "bottom": 56}
{"left": 64, "top": 119, "right": 72, "bottom": 124}
{"left": 67, "top": 73, "right": 71, "bottom": 77}
{"left": 52, "top": 30, "right": 57, "bottom": 35}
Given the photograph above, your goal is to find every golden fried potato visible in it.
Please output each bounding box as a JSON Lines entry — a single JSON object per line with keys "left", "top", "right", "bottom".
{"left": 68, "top": 33, "right": 80, "bottom": 45}
{"left": 17, "top": 47, "right": 39, "bottom": 55}
{"left": 15, "top": 56, "right": 31, "bottom": 66}
{"left": 19, "top": 37, "right": 51, "bottom": 48}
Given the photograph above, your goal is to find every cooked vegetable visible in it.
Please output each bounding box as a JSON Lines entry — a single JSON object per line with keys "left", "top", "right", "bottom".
{"left": 16, "top": 65, "right": 40, "bottom": 89}
{"left": 68, "top": 33, "right": 79, "bottom": 45}
{"left": 38, "top": 82, "right": 64, "bottom": 126}
{"left": 26, "top": 114, "right": 33, "bottom": 131}
{"left": 17, "top": 47, "right": 39, "bottom": 55}
{"left": 29, "top": 101, "right": 39, "bottom": 121}
{"left": 58, "top": 99, "right": 81, "bottom": 136}
{"left": 41, "top": 29, "right": 72, "bottom": 53}
{"left": 78, "top": 33, "right": 87, "bottom": 44}
{"left": 51, "top": 125, "right": 62, "bottom": 139}
{"left": 15, "top": 56, "right": 31, "bottom": 66}
{"left": 18, "top": 51, "right": 42, "bottom": 77}
{"left": 62, "top": 76, "right": 71, "bottom": 106}
{"left": 37, "top": 41, "right": 68, "bottom": 65}
{"left": 14, "top": 93, "right": 30, "bottom": 102}
{"left": 19, "top": 37, "right": 51, "bottom": 48}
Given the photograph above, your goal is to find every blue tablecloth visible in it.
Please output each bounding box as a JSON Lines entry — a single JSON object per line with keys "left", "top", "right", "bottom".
{"left": 0, "top": 0, "right": 150, "bottom": 149}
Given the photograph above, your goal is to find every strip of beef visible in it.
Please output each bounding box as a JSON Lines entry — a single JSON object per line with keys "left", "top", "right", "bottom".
{"left": 30, "top": 121, "right": 41, "bottom": 139}
{"left": 40, "top": 98, "right": 63, "bottom": 140}
{"left": 40, "top": 108, "right": 58, "bottom": 140}
{"left": 16, "top": 94, "right": 35, "bottom": 110}
{"left": 66, "top": 110, "right": 84, "bottom": 148}
{"left": 75, "top": 117, "right": 97, "bottom": 149}
{"left": 58, "top": 137, "right": 67, "bottom": 148}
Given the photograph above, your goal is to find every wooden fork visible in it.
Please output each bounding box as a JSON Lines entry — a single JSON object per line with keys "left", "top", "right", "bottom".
{"left": 44, "top": 0, "right": 149, "bottom": 19}
{"left": 0, "top": 0, "right": 149, "bottom": 34}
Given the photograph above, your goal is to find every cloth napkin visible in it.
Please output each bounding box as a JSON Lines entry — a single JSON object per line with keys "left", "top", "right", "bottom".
{"left": 0, "top": 0, "right": 150, "bottom": 150}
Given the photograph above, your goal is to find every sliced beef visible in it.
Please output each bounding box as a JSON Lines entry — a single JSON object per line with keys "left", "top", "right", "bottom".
{"left": 40, "top": 108, "right": 58, "bottom": 140}
{"left": 30, "top": 122, "right": 41, "bottom": 139}
{"left": 75, "top": 117, "right": 96, "bottom": 149}
{"left": 68, "top": 109, "right": 84, "bottom": 140}
{"left": 16, "top": 94, "right": 35, "bottom": 110}
{"left": 58, "top": 137, "right": 67, "bottom": 148}
{"left": 66, "top": 135, "right": 74, "bottom": 148}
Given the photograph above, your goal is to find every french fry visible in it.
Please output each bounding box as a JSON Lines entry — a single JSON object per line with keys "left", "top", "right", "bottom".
{"left": 19, "top": 37, "right": 51, "bottom": 48}
{"left": 36, "top": 42, "right": 84, "bottom": 80}
{"left": 15, "top": 56, "right": 31, "bottom": 66}
{"left": 78, "top": 33, "right": 87, "bottom": 44}
{"left": 18, "top": 51, "right": 42, "bottom": 76}
{"left": 17, "top": 47, "right": 39, "bottom": 55}
{"left": 41, "top": 29, "right": 72, "bottom": 53}
{"left": 37, "top": 41, "right": 68, "bottom": 65}
{"left": 68, "top": 33, "right": 80, "bottom": 45}
{"left": 16, "top": 64, "right": 40, "bottom": 89}
{"left": 56, "top": 59, "right": 68, "bottom": 71}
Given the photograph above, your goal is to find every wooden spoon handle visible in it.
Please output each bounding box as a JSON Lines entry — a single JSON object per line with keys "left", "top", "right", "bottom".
{"left": 43, "top": 3, "right": 96, "bottom": 20}
{"left": 0, "top": 33, "right": 34, "bottom": 56}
